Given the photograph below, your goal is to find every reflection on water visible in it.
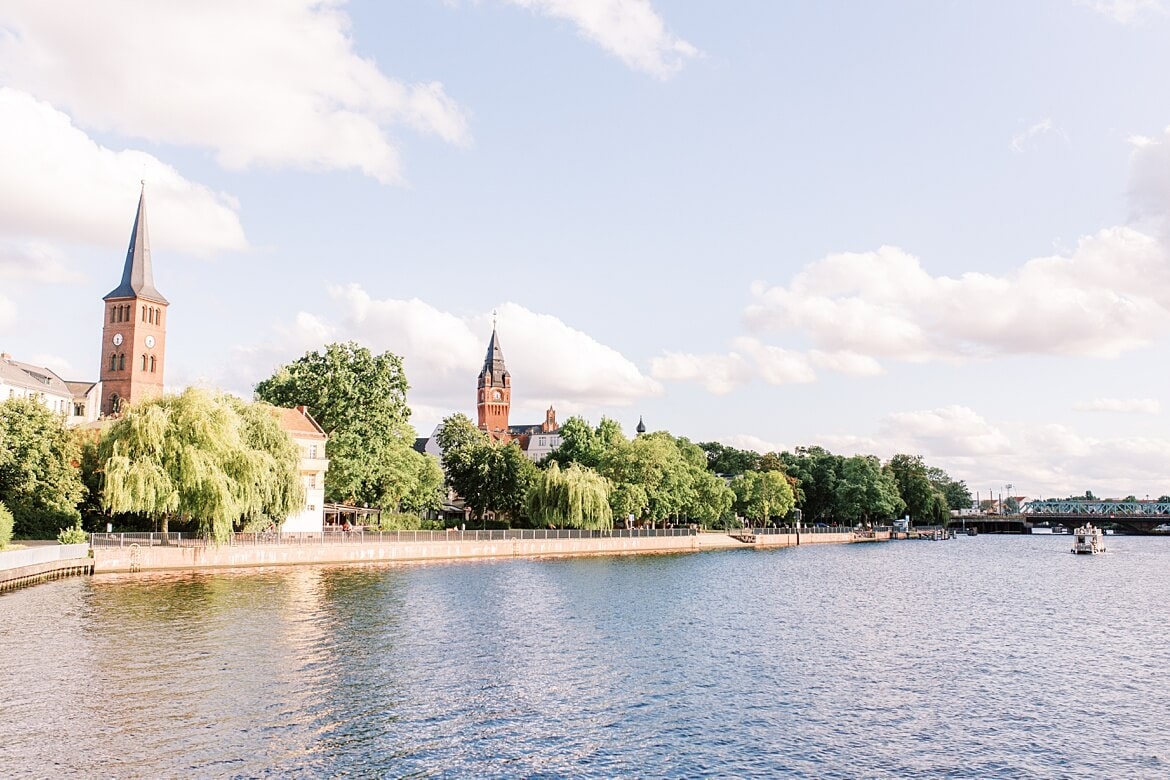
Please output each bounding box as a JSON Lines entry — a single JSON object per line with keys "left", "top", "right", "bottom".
{"left": 3, "top": 538, "right": 1170, "bottom": 778}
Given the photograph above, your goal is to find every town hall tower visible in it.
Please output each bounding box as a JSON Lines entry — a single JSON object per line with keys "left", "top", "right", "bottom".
{"left": 477, "top": 324, "right": 511, "bottom": 439}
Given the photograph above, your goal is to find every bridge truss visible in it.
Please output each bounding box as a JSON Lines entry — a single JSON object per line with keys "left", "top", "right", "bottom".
{"left": 1021, "top": 499, "right": 1170, "bottom": 518}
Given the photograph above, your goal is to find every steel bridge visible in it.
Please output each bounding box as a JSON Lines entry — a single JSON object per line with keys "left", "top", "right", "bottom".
{"left": 1021, "top": 500, "right": 1170, "bottom": 534}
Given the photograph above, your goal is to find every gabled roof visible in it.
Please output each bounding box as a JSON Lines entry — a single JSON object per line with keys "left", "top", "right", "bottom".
{"left": 479, "top": 326, "right": 509, "bottom": 384}
{"left": 104, "top": 184, "right": 168, "bottom": 304}
{"left": 273, "top": 406, "right": 327, "bottom": 440}
{"left": 0, "top": 356, "right": 72, "bottom": 397}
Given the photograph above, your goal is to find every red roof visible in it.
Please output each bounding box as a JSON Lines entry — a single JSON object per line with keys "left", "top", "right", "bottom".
{"left": 273, "top": 406, "right": 327, "bottom": 440}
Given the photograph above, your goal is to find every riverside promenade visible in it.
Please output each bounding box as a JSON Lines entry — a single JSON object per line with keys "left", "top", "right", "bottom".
{"left": 87, "top": 527, "right": 886, "bottom": 574}
{"left": 0, "top": 542, "right": 93, "bottom": 591}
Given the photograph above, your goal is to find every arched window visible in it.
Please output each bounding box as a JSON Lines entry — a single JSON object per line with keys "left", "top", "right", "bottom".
{"left": 110, "top": 308, "right": 116, "bottom": 323}
{"left": 109, "top": 354, "right": 116, "bottom": 371}
{"left": 110, "top": 394, "right": 120, "bottom": 414}
{"left": 149, "top": 355, "right": 156, "bottom": 373}
{"left": 141, "top": 354, "right": 147, "bottom": 370}
{"left": 141, "top": 306, "right": 146, "bottom": 322}
{"left": 118, "top": 353, "right": 125, "bottom": 371}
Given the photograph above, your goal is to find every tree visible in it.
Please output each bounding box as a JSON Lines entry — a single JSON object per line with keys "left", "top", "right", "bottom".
{"left": 836, "top": 455, "right": 904, "bottom": 523}
{"left": 602, "top": 432, "right": 696, "bottom": 524}
{"left": 698, "top": 441, "right": 761, "bottom": 476}
{"left": 526, "top": 461, "right": 613, "bottom": 530}
{"left": 435, "top": 414, "right": 539, "bottom": 522}
{"left": 255, "top": 341, "right": 441, "bottom": 511}
{"left": 101, "top": 389, "right": 302, "bottom": 541}
{"left": 732, "top": 470, "right": 796, "bottom": 525}
{"left": 0, "top": 397, "right": 85, "bottom": 538}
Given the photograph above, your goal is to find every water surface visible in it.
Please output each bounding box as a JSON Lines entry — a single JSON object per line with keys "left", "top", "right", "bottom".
{"left": 3, "top": 535, "right": 1169, "bottom": 778}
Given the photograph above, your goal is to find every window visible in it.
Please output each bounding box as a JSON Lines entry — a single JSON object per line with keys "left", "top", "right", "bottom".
{"left": 110, "top": 308, "right": 116, "bottom": 323}
{"left": 308, "top": 474, "right": 317, "bottom": 488}
{"left": 142, "top": 354, "right": 148, "bottom": 370}
{"left": 74, "top": 402, "right": 85, "bottom": 417}
{"left": 308, "top": 444, "right": 319, "bottom": 459}
{"left": 142, "top": 306, "right": 147, "bottom": 322}
{"left": 150, "top": 355, "right": 156, "bottom": 373}
{"left": 118, "top": 353, "right": 125, "bottom": 371}
{"left": 307, "top": 504, "right": 315, "bottom": 512}
{"left": 110, "top": 354, "right": 117, "bottom": 371}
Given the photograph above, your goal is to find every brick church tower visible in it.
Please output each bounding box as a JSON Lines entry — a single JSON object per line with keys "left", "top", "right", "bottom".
{"left": 477, "top": 324, "right": 511, "bottom": 439}
{"left": 99, "top": 184, "right": 168, "bottom": 416}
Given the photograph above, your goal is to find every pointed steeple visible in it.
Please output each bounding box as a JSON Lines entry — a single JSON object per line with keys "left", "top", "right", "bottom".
{"left": 104, "top": 183, "right": 168, "bottom": 303}
{"left": 480, "top": 324, "right": 509, "bottom": 386}
{"left": 636, "top": 415, "right": 647, "bottom": 435}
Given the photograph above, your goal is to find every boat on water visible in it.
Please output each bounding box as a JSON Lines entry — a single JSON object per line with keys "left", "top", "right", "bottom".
{"left": 1051, "top": 526, "right": 1067, "bottom": 535}
{"left": 1072, "top": 523, "right": 1106, "bottom": 555}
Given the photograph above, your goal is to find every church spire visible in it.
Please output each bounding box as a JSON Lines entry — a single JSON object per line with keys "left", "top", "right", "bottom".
{"left": 104, "top": 182, "right": 168, "bottom": 304}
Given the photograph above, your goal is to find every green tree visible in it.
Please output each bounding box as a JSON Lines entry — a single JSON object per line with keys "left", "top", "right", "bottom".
{"left": 698, "top": 441, "right": 761, "bottom": 476}
{"left": 526, "top": 461, "right": 613, "bottom": 530}
{"left": 255, "top": 341, "right": 440, "bottom": 511}
{"left": 602, "top": 432, "right": 696, "bottom": 524}
{"left": 0, "top": 501, "right": 13, "bottom": 548}
{"left": 888, "top": 453, "right": 940, "bottom": 523}
{"left": 835, "top": 455, "right": 904, "bottom": 523}
{"left": 732, "top": 470, "right": 796, "bottom": 525}
{"left": 101, "top": 389, "right": 303, "bottom": 542}
{"left": 780, "top": 446, "right": 841, "bottom": 522}
{"left": 0, "top": 397, "right": 85, "bottom": 538}
{"left": 435, "top": 414, "right": 539, "bottom": 522}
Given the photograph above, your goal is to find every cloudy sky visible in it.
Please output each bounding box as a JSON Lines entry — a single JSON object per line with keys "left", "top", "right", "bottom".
{"left": 2, "top": 0, "right": 1169, "bottom": 500}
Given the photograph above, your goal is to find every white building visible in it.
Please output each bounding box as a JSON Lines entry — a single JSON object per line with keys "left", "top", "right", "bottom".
{"left": 275, "top": 405, "right": 329, "bottom": 533}
{"left": 0, "top": 353, "right": 101, "bottom": 426}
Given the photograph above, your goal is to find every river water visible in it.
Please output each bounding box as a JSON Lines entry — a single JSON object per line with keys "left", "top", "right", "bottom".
{"left": 3, "top": 535, "right": 1169, "bottom": 778}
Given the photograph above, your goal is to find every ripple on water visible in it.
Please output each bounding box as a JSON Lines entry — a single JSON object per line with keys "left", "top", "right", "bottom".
{"left": 3, "top": 537, "right": 1170, "bottom": 778}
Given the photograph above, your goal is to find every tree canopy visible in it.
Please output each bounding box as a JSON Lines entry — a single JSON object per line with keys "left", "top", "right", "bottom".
{"left": 436, "top": 414, "right": 539, "bottom": 521}
{"left": 526, "top": 461, "right": 613, "bottom": 530}
{"left": 0, "top": 397, "right": 85, "bottom": 538}
{"left": 254, "top": 341, "right": 443, "bottom": 512}
{"left": 100, "top": 389, "right": 303, "bottom": 541}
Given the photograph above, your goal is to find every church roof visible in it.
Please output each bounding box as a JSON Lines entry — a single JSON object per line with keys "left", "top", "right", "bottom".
{"left": 104, "top": 184, "right": 168, "bottom": 304}
{"left": 480, "top": 326, "right": 509, "bottom": 384}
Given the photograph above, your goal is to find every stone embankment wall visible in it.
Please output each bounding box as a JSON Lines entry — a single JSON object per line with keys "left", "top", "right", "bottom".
{"left": 0, "top": 543, "right": 93, "bottom": 591}
{"left": 91, "top": 530, "right": 887, "bottom": 574}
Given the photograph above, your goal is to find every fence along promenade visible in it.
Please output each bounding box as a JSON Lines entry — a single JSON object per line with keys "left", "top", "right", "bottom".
{"left": 89, "top": 524, "right": 869, "bottom": 548}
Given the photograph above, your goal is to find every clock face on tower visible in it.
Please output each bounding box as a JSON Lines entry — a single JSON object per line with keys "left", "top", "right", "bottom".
{"left": 493, "top": 390, "right": 502, "bottom": 401}
{"left": 145, "top": 335, "right": 156, "bottom": 348}
{"left": 112, "top": 333, "right": 123, "bottom": 346}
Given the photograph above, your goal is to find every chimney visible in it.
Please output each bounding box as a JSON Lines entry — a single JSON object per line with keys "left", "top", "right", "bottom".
{"left": 296, "top": 405, "right": 308, "bottom": 415}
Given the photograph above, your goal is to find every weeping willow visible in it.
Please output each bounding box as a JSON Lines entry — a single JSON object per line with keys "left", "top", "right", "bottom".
{"left": 100, "top": 389, "right": 303, "bottom": 543}
{"left": 526, "top": 461, "right": 613, "bottom": 530}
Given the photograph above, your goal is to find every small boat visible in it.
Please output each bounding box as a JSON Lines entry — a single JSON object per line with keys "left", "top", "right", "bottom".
{"left": 1071, "top": 523, "right": 1106, "bottom": 555}
{"left": 1051, "top": 526, "right": 1067, "bottom": 535}
{"left": 966, "top": 527, "right": 978, "bottom": 537}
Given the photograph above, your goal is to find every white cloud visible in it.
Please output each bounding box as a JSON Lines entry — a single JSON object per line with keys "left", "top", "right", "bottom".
{"left": 650, "top": 351, "right": 752, "bottom": 395}
{"left": 0, "top": 89, "right": 247, "bottom": 255}
{"left": 1074, "top": 397, "right": 1161, "bottom": 414}
{"left": 1010, "top": 118, "right": 1067, "bottom": 153}
{"left": 746, "top": 230, "right": 1170, "bottom": 363}
{"left": 222, "top": 285, "right": 661, "bottom": 419}
{"left": 0, "top": 241, "right": 84, "bottom": 284}
{"left": 1128, "top": 126, "right": 1170, "bottom": 229}
{"left": 1080, "top": 0, "right": 1166, "bottom": 23}
{"left": 506, "top": 0, "right": 698, "bottom": 78}
{"left": 808, "top": 349, "right": 885, "bottom": 377}
{"left": 0, "top": 1, "right": 470, "bottom": 184}
{"left": 881, "top": 406, "right": 1013, "bottom": 457}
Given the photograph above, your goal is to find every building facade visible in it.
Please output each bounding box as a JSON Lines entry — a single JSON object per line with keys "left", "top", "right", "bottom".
{"left": 275, "top": 405, "right": 329, "bottom": 533}
{"left": 100, "top": 184, "right": 168, "bottom": 417}
{"left": 0, "top": 353, "right": 100, "bottom": 426}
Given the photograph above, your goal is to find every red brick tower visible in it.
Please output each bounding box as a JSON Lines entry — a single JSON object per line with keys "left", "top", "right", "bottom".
{"left": 476, "top": 324, "right": 511, "bottom": 439}
{"left": 99, "top": 184, "right": 168, "bottom": 416}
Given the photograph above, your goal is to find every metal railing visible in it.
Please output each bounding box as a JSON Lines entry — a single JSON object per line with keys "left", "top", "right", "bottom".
{"left": 89, "top": 527, "right": 700, "bottom": 548}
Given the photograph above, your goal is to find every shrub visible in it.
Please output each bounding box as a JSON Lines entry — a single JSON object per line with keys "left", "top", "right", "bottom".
{"left": 57, "top": 521, "right": 87, "bottom": 545}
{"left": 0, "top": 501, "right": 13, "bottom": 548}
{"left": 10, "top": 505, "right": 82, "bottom": 540}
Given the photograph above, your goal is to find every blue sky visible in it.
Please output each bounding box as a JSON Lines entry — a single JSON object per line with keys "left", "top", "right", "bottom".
{"left": 2, "top": 0, "right": 1169, "bottom": 500}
